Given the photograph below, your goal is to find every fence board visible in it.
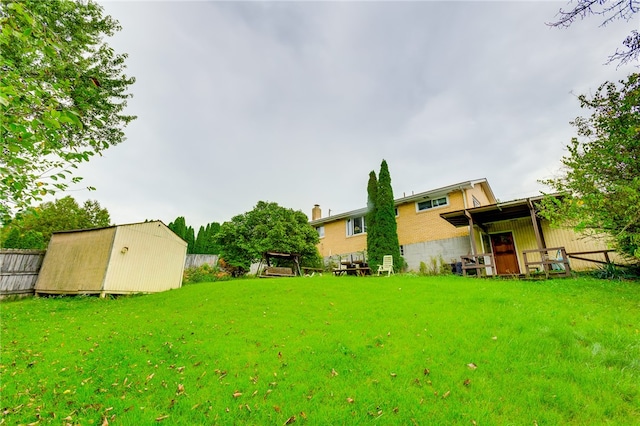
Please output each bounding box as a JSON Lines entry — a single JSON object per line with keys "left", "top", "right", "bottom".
{"left": 0, "top": 250, "right": 46, "bottom": 297}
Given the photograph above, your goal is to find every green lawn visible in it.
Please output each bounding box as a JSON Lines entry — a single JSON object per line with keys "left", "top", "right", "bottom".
{"left": 2, "top": 275, "right": 639, "bottom": 425}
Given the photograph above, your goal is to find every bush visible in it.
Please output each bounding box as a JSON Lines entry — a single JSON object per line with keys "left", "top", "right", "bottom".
{"left": 419, "top": 255, "right": 451, "bottom": 276}
{"left": 591, "top": 262, "right": 640, "bottom": 280}
{"left": 183, "top": 264, "right": 230, "bottom": 284}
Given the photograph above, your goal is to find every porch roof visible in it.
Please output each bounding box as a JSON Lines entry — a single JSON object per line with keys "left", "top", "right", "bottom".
{"left": 440, "top": 195, "right": 553, "bottom": 228}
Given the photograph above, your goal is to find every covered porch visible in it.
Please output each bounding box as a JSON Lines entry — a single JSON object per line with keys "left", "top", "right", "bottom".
{"left": 440, "top": 195, "right": 572, "bottom": 278}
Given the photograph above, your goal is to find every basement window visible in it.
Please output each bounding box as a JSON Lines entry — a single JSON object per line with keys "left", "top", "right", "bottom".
{"left": 416, "top": 196, "right": 448, "bottom": 212}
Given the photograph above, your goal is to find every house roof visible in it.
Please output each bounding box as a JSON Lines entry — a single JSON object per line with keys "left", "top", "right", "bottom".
{"left": 439, "top": 194, "right": 559, "bottom": 228}
{"left": 310, "top": 178, "right": 495, "bottom": 226}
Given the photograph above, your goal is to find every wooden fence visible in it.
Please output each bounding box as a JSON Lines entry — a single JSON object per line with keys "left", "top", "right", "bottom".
{"left": 0, "top": 250, "right": 46, "bottom": 298}
{"left": 0, "top": 251, "right": 218, "bottom": 298}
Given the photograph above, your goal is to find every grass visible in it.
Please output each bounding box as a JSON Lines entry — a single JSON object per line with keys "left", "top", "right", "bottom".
{"left": 1, "top": 274, "right": 639, "bottom": 425}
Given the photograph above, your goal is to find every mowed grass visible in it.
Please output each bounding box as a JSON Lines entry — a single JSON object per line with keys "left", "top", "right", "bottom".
{"left": 1, "top": 275, "right": 639, "bottom": 425}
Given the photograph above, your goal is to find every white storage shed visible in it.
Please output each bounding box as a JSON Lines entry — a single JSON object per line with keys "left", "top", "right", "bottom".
{"left": 35, "top": 221, "right": 187, "bottom": 296}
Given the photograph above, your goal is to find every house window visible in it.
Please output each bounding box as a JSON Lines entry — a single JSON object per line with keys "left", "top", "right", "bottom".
{"left": 316, "top": 226, "right": 325, "bottom": 238}
{"left": 472, "top": 196, "right": 481, "bottom": 208}
{"left": 346, "top": 216, "right": 366, "bottom": 236}
{"left": 416, "top": 196, "right": 448, "bottom": 211}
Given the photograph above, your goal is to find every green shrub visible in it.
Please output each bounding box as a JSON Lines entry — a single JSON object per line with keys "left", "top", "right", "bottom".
{"left": 182, "top": 264, "right": 230, "bottom": 284}
{"left": 418, "top": 255, "right": 451, "bottom": 276}
{"left": 591, "top": 262, "right": 640, "bottom": 280}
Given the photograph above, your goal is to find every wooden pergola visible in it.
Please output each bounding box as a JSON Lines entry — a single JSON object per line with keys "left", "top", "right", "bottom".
{"left": 256, "top": 252, "right": 302, "bottom": 277}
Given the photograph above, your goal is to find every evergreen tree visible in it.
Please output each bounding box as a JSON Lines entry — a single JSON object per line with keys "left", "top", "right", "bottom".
{"left": 185, "top": 226, "right": 196, "bottom": 254}
{"left": 194, "top": 226, "right": 206, "bottom": 254}
{"left": 366, "top": 170, "right": 380, "bottom": 266}
{"left": 204, "top": 222, "right": 222, "bottom": 254}
{"left": 370, "top": 160, "right": 402, "bottom": 271}
{"left": 168, "top": 217, "right": 187, "bottom": 240}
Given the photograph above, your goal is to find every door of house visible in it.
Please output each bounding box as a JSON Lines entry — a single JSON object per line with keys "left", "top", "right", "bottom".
{"left": 490, "top": 232, "right": 520, "bottom": 275}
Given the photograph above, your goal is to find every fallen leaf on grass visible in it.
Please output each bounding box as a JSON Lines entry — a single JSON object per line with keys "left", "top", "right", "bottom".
{"left": 232, "top": 391, "right": 242, "bottom": 398}
{"left": 331, "top": 368, "right": 338, "bottom": 377}
{"left": 442, "top": 391, "right": 450, "bottom": 399}
{"left": 467, "top": 363, "right": 477, "bottom": 370}
{"left": 176, "top": 384, "right": 185, "bottom": 395}
{"left": 155, "top": 415, "right": 169, "bottom": 421}
{"left": 283, "top": 415, "right": 296, "bottom": 424}
{"left": 346, "top": 397, "right": 355, "bottom": 404}
{"left": 300, "top": 411, "right": 307, "bottom": 419}
{"left": 463, "top": 379, "right": 471, "bottom": 387}
{"left": 423, "top": 368, "right": 430, "bottom": 375}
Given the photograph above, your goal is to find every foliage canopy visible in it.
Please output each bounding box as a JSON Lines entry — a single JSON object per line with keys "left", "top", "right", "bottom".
{"left": 215, "top": 201, "right": 320, "bottom": 275}
{"left": 539, "top": 73, "right": 640, "bottom": 261}
{"left": 0, "top": 196, "right": 111, "bottom": 249}
{"left": 0, "top": 0, "right": 136, "bottom": 223}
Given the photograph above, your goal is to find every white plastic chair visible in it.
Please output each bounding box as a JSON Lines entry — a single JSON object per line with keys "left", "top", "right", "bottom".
{"left": 377, "top": 255, "right": 394, "bottom": 276}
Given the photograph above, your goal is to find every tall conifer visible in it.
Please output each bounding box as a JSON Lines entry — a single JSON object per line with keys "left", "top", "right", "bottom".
{"left": 366, "top": 170, "right": 380, "bottom": 266}
{"left": 371, "top": 160, "right": 402, "bottom": 270}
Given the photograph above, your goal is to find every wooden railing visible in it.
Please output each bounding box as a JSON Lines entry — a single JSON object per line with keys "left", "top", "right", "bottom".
{"left": 522, "top": 247, "right": 571, "bottom": 278}
{"left": 461, "top": 253, "right": 495, "bottom": 277}
{"left": 565, "top": 249, "right": 622, "bottom": 267}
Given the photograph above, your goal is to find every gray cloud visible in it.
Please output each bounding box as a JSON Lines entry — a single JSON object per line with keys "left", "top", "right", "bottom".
{"left": 72, "top": 0, "right": 635, "bottom": 228}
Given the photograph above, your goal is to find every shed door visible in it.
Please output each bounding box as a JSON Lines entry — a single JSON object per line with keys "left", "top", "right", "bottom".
{"left": 491, "top": 232, "right": 520, "bottom": 275}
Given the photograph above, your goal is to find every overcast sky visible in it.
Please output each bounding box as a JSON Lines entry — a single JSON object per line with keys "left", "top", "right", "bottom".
{"left": 71, "top": 0, "right": 636, "bottom": 229}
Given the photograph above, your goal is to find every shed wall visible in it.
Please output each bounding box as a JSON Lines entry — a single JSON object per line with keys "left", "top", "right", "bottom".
{"left": 35, "top": 228, "right": 115, "bottom": 293}
{"left": 103, "top": 222, "right": 186, "bottom": 294}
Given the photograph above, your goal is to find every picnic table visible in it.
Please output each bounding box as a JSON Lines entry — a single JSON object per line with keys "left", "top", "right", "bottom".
{"left": 333, "top": 260, "right": 371, "bottom": 276}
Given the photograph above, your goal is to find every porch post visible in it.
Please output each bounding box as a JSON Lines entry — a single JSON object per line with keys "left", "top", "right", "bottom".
{"left": 527, "top": 199, "right": 545, "bottom": 250}
{"left": 466, "top": 210, "right": 478, "bottom": 256}
{"left": 528, "top": 199, "right": 547, "bottom": 273}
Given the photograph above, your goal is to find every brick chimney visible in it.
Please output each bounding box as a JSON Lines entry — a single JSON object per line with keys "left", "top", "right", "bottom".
{"left": 312, "top": 204, "right": 321, "bottom": 220}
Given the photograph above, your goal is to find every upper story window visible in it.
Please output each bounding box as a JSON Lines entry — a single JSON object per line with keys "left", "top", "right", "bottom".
{"left": 346, "top": 216, "right": 366, "bottom": 236}
{"left": 316, "top": 226, "right": 325, "bottom": 238}
{"left": 416, "top": 196, "right": 448, "bottom": 212}
{"left": 472, "top": 195, "right": 481, "bottom": 208}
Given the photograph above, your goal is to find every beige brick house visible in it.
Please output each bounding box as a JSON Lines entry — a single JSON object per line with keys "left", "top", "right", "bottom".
{"left": 309, "top": 179, "right": 496, "bottom": 271}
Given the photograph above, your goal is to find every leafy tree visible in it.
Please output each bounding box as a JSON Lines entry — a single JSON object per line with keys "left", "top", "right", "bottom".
{"left": 547, "top": 0, "right": 639, "bottom": 65}
{"left": 215, "top": 201, "right": 321, "bottom": 275}
{"left": 0, "top": 196, "right": 111, "bottom": 249}
{"left": 0, "top": 0, "right": 136, "bottom": 223}
{"left": 539, "top": 73, "right": 640, "bottom": 261}
{"left": 366, "top": 160, "right": 402, "bottom": 271}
